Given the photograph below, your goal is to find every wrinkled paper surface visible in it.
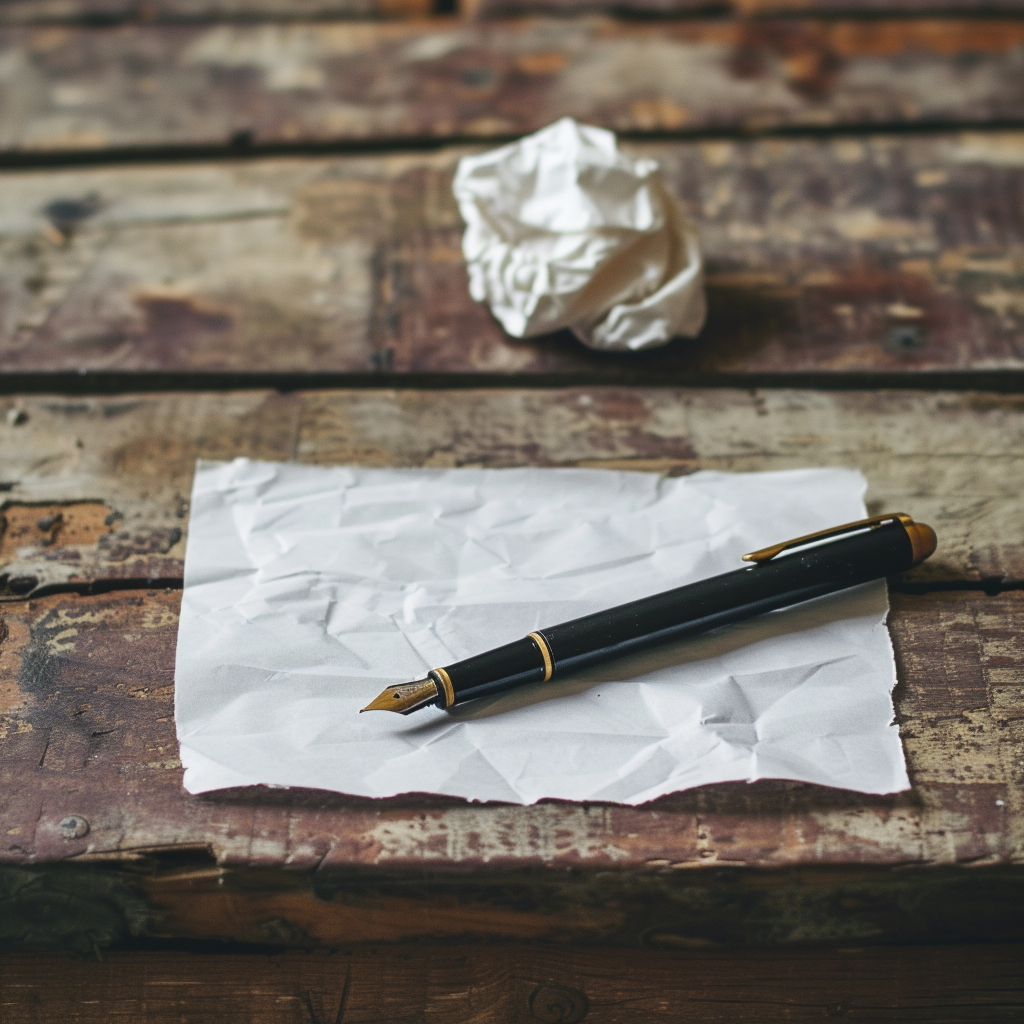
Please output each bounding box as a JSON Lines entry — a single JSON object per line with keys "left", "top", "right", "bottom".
{"left": 175, "top": 461, "right": 909, "bottom": 802}
{"left": 453, "top": 117, "right": 706, "bottom": 351}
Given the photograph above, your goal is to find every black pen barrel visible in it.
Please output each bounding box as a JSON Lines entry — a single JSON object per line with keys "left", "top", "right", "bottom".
{"left": 543, "top": 519, "right": 914, "bottom": 675}
{"left": 434, "top": 519, "right": 917, "bottom": 707}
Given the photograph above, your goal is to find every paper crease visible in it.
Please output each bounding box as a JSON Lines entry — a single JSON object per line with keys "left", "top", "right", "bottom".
{"left": 174, "top": 461, "right": 910, "bottom": 802}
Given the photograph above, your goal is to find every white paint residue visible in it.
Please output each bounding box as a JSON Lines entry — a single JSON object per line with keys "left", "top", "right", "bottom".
{"left": 370, "top": 805, "right": 630, "bottom": 864}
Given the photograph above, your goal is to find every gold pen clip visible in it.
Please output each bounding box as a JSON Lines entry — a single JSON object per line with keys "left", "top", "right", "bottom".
{"left": 742, "top": 512, "right": 934, "bottom": 564}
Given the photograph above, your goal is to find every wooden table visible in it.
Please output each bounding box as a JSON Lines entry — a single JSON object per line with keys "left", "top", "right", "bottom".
{"left": 1, "top": 1, "right": 1023, "bottom": 1020}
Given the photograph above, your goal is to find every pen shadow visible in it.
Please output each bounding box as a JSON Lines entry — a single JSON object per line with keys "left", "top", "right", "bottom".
{"left": 403, "top": 582, "right": 887, "bottom": 730}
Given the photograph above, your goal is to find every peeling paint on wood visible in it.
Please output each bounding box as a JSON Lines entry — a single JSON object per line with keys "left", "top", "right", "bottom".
{"left": 4, "top": 134, "right": 1024, "bottom": 376}
{"left": 2, "top": 19, "right": 1024, "bottom": 154}
{"left": 0, "top": 501, "right": 113, "bottom": 564}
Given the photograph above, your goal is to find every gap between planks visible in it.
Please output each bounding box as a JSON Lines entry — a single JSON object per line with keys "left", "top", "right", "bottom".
{"left": 3, "top": 578, "right": 1023, "bottom": 602}
{"left": 5, "top": 373, "right": 1024, "bottom": 395}
{"left": 9, "top": 119, "right": 1024, "bottom": 172}
{"left": 0, "top": 134, "right": 516, "bottom": 172}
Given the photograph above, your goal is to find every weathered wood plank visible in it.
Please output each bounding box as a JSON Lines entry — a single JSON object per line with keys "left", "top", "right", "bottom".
{"left": 2, "top": 945, "right": 1023, "bottom": 1022}
{"left": 2, "top": 388, "right": 1021, "bottom": 594}
{"left": 4, "top": 134, "right": 1024, "bottom": 378}
{"left": 2, "top": 19, "right": 1024, "bottom": 156}
{"left": 1, "top": 587, "right": 1022, "bottom": 948}
{"left": 0, "top": 584, "right": 1019, "bottom": 866}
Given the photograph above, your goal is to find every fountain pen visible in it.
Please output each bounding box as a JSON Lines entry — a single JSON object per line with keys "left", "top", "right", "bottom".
{"left": 361, "top": 512, "right": 937, "bottom": 715}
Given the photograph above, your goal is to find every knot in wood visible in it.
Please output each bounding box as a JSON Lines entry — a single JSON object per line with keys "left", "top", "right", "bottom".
{"left": 528, "top": 983, "right": 588, "bottom": 1023}
{"left": 58, "top": 815, "right": 90, "bottom": 839}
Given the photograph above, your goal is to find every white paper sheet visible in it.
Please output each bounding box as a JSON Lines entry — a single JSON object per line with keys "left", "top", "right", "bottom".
{"left": 175, "top": 461, "right": 910, "bottom": 803}
{"left": 453, "top": 118, "right": 706, "bottom": 351}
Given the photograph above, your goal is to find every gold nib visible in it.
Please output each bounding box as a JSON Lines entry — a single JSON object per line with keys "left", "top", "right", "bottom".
{"left": 361, "top": 677, "right": 440, "bottom": 715}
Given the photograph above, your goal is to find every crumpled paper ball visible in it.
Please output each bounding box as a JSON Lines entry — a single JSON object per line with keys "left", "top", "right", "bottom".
{"left": 452, "top": 117, "right": 706, "bottom": 352}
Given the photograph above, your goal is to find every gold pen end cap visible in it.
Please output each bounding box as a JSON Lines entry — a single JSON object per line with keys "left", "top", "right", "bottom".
{"left": 904, "top": 520, "right": 938, "bottom": 567}
{"left": 361, "top": 678, "right": 440, "bottom": 715}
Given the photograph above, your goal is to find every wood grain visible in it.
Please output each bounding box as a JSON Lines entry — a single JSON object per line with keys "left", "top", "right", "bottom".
{"left": 3, "top": 19, "right": 1024, "bottom": 156}
{"left": 2, "top": 388, "right": 1021, "bottom": 594}
{"left": 1, "top": 0, "right": 1021, "bottom": 979}
{"left": 1, "top": 584, "right": 1021, "bottom": 876}
{"left": 2, "top": 945, "right": 1023, "bottom": 1022}
{"left": 4, "top": 133, "right": 1024, "bottom": 378}
{"left": 1, "top": 586, "right": 1023, "bottom": 948}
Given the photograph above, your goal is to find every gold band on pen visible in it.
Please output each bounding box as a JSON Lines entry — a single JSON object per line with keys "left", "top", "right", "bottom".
{"left": 527, "top": 631, "right": 554, "bottom": 683}
{"left": 432, "top": 667, "right": 455, "bottom": 708}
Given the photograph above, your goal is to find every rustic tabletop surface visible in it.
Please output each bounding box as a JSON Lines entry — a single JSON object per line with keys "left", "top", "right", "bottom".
{"left": 1, "top": 0, "right": 1023, "bottom": 1020}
